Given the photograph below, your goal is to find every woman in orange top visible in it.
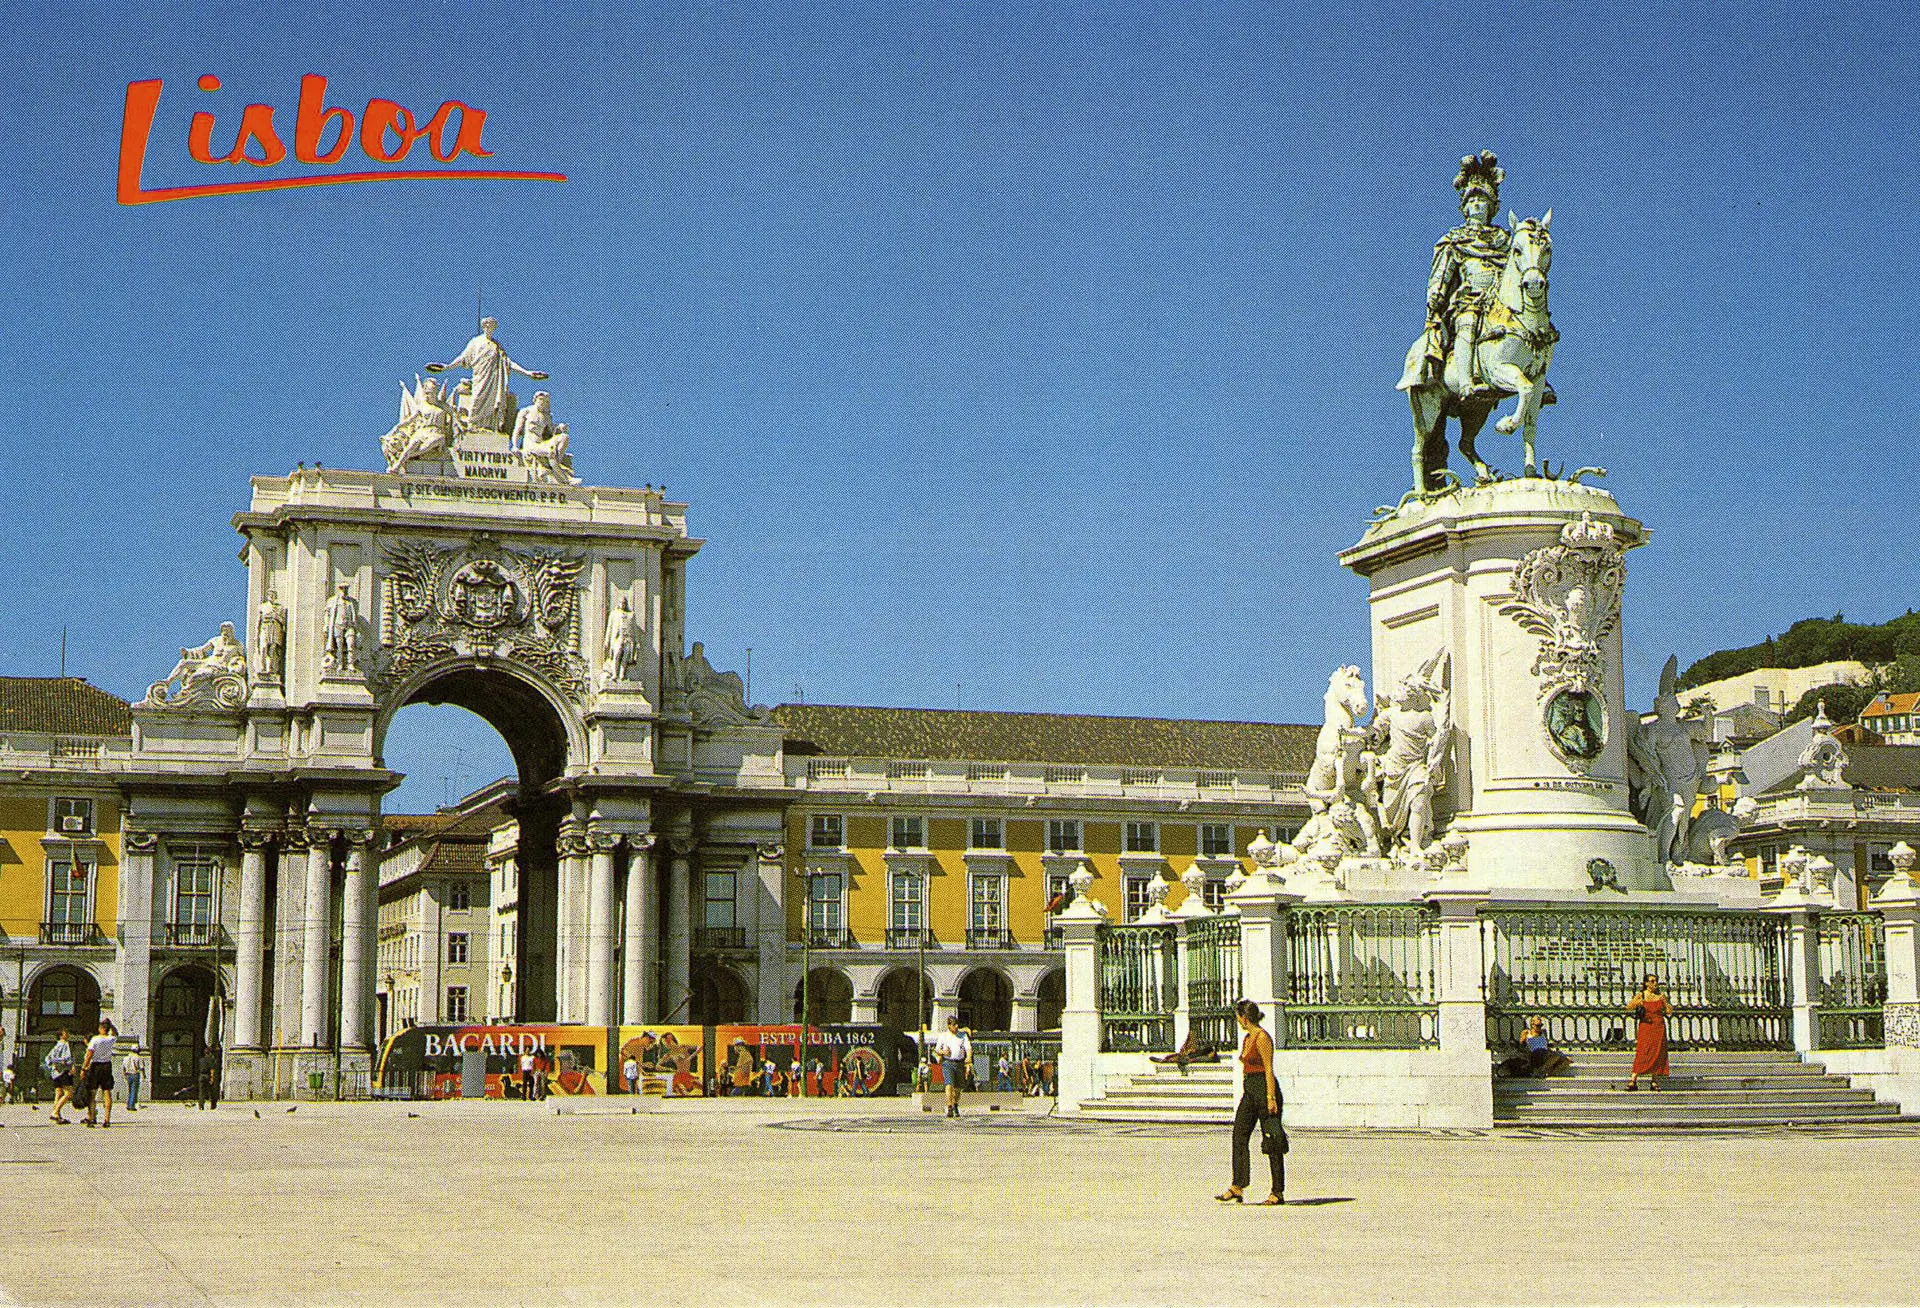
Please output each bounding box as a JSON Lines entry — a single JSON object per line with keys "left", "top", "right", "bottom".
{"left": 1217, "top": 999, "right": 1284, "bottom": 1206}
{"left": 1626, "top": 975, "right": 1670, "bottom": 1091}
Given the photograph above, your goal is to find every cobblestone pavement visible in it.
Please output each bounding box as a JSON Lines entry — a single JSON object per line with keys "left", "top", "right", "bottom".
{"left": 1, "top": 1097, "right": 1916, "bottom": 1306}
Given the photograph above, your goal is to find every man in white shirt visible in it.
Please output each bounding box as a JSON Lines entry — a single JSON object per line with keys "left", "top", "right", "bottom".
{"left": 80, "top": 1020, "right": 117, "bottom": 1128}
{"left": 121, "top": 1047, "right": 144, "bottom": 1111}
{"left": 929, "top": 1017, "right": 972, "bottom": 1119}
{"left": 621, "top": 1053, "right": 641, "bottom": 1095}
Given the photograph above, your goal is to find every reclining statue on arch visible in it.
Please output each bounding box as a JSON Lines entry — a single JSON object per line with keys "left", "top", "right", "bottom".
{"left": 1397, "top": 151, "right": 1560, "bottom": 495}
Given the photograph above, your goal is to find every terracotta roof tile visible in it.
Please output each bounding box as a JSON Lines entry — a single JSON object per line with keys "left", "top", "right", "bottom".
{"left": 0, "top": 678, "right": 132, "bottom": 737}
{"left": 771, "top": 703, "right": 1318, "bottom": 772}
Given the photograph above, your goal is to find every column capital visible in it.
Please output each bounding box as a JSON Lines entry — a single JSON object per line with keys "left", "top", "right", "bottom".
{"left": 237, "top": 827, "right": 277, "bottom": 852}
{"left": 668, "top": 836, "right": 697, "bottom": 858}
{"left": 628, "top": 832, "right": 659, "bottom": 854}
{"left": 123, "top": 830, "right": 160, "bottom": 855}
{"left": 585, "top": 828, "right": 624, "bottom": 854}
{"left": 756, "top": 842, "right": 786, "bottom": 863}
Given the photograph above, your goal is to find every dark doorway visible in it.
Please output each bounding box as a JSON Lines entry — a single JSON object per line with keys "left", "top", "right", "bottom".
{"left": 876, "top": 967, "right": 932, "bottom": 1032}
{"left": 958, "top": 968, "right": 1013, "bottom": 1031}
{"left": 792, "top": 967, "right": 853, "bottom": 1024}
{"left": 1036, "top": 970, "right": 1066, "bottom": 1030}
{"left": 154, "top": 966, "right": 217, "bottom": 1100}
{"left": 23, "top": 966, "right": 100, "bottom": 1098}
{"left": 690, "top": 963, "right": 749, "bottom": 1024}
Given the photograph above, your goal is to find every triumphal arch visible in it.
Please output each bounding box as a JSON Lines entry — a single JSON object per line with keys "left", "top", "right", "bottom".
{"left": 122, "top": 321, "right": 786, "bottom": 1097}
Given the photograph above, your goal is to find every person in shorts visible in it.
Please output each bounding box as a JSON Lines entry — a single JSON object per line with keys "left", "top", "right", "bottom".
{"left": 81, "top": 1020, "right": 117, "bottom": 1128}
{"left": 930, "top": 1017, "right": 972, "bottom": 1118}
{"left": 46, "top": 1030, "right": 76, "bottom": 1124}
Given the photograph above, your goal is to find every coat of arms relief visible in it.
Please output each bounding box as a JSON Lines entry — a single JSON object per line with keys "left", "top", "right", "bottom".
{"left": 378, "top": 538, "right": 589, "bottom": 699}
{"left": 1498, "top": 512, "right": 1626, "bottom": 772}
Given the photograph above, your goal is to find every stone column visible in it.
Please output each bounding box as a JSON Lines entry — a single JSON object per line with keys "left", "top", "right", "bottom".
{"left": 1010, "top": 994, "right": 1039, "bottom": 1033}
{"left": 1873, "top": 844, "right": 1920, "bottom": 1048}
{"left": 622, "top": 835, "right": 657, "bottom": 1024}
{"left": 1170, "top": 868, "right": 1212, "bottom": 1050}
{"left": 233, "top": 830, "right": 273, "bottom": 1050}
{"left": 1426, "top": 887, "right": 1491, "bottom": 1053}
{"left": 274, "top": 827, "right": 309, "bottom": 1048}
{"left": 553, "top": 819, "right": 589, "bottom": 1024}
{"left": 117, "top": 830, "right": 159, "bottom": 1053}
{"left": 585, "top": 827, "right": 621, "bottom": 1028}
{"left": 753, "top": 842, "right": 788, "bottom": 1025}
{"left": 665, "top": 838, "right": 694, "bottom": 1022}
{"left": 339, "top": 829, "right": 375, "bottom": 1052}
{"left": 1766, "top": 884, "right": 1823, "bottom": 1053}
{"left": 1056, "top": 868, "right": 1108, "bottom": 1110}
{"left": 300, "top": 829, "right": 334, "bottom": 1049}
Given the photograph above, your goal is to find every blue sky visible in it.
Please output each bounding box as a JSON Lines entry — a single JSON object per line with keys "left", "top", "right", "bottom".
{"left": 3, "top": 3, "right": 1915, "bottom": 810}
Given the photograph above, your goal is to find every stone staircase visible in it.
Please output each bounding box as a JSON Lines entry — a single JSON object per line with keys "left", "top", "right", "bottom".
{"left": 1076, "top": 1063, "right": 1237, "bottom": 1123}
{"left": 1495, "top": 1050, "right": 1908, "bottom": 1129}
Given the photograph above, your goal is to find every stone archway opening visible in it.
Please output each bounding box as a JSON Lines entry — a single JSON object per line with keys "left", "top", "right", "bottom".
{"left": 792, "top": 967, "right": 853, "bottom": 1024}
{"left": 957, "top": 967, "right": 1013, "bottom": 1032}
{"left": 1035, "top": 970, "right": 1065, "bottom": 1031}
{"left": 154, "top": 965, "right": 218, "bottom": 1100}
{"left": 876, "top": 967, "right": 932, "bottom": 1033}
{"left": 378, "top": 663, "right": 578, "bottom": 1025}
{"left": 690, "top": 963, "right": 750, "bottom": 1024}
{"left": 23, "top": 965, "right": 100, "bottom": 1097}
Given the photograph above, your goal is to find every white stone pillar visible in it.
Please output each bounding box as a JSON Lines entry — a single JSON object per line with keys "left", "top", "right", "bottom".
{"left": 1426, "top": 887, "right": 1492, "bottom": 1056}
{"left": 1010, "top": 994, "right": 1039, "bottom": 1033}
{"left": 339, "top": 830, "right": 375, "bottom": 1052}
{"left": 851, "top": 995, "right": 881, "bottom": 1024}
{"left": 665, "top": 839, "right": 694, "bottom": 1022}
{"left": 273, "top": 828, "right": 309, "bottom": 1047}
{"left": 1056, "top": 872, "right": 1109, "bottom": 1110}
{"left": 754, "top": 843, "right": 788, "bottom": 1025}
{"left": 233, "top": 831, "right": 272, "bottom": 1050}
{"left": 300, "top": 831, "right": 333, "bottom": 1049}
{"left": 1766, "top": 892, "right": 1822, "bottom": 1053}
{"left": 117, "top": 831, "right": 159, "bottom": 1053}
{"left": 585, "top": 827, "right": 620, "bottom": 1028}
{"left": 1872, "top": 844, "right": 1920, "bottom": 1046}
{"left": 622, "top": 835, "right": 656, "bottom": 1023}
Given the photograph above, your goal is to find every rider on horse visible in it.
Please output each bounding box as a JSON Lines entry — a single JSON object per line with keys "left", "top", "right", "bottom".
{"left": 1399, "top": 150, "right": 1509, "bottom": 398}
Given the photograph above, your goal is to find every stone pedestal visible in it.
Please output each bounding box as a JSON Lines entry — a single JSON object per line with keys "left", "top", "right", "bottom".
{"left": 1340, "top": 480, "right": 1664, "bottom": 893}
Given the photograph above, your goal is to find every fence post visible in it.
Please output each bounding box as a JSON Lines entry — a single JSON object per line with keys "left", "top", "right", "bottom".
{"left": 1227, "top": 869, "right": 1300, "bottom": 1056}
{"left": 1170, "top": 866, "right": 1212, "bottom": 1051}
{"left": 1423, "top": 885, "right": 1493, "bottom": 1128}
{"left": 1056, "top": 872, "right": 1110, "bottom": 1109}
{"left": 1766, "top": 882, "right": 1823, "bottom": 1053}
{"left": 1872, "top": 843, "right": 1920, "bottom": 1046}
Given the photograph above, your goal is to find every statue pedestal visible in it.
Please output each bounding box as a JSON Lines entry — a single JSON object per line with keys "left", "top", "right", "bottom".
{"left": 1339, "top": 480, "right": 1665, "bottom": 893}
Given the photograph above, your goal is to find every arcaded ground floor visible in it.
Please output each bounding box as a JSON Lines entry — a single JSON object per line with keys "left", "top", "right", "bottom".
{"left": 2, "top": 1097, "right": 1917, "bottom": 1306}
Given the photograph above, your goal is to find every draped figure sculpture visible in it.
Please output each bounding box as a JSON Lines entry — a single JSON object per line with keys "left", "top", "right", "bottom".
{"left": 426, "top": 316, "right": 548, "bottom": 434}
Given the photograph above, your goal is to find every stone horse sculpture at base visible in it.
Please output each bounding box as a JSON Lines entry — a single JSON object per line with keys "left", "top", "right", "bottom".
{"left": 1400, "top": 212, "right": 1558, "bottom": 492}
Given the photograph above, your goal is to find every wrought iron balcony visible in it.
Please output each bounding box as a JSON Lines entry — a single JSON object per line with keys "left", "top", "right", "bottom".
{"left": 692, "top": 926, "right": 748, "bottom": 952}
{"left": 885, "top": 927, "right": 930, "bottom": 950}
{"left": 1042, "top": 925, "right": 1065, "bottom": 950}
{"left": 966, "top": 927, "right": 1013, "bottom": 950}
{"left": 40, "top": 922, "right": 105, "bottom": 946}
{"left": 806, "top": 927, "right": 851, "bottom": 949}
{"left": 166, "top": 922, "right": 224, "bottom": 948}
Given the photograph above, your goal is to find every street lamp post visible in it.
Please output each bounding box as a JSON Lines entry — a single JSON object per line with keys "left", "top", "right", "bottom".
{"left": 799, "top": 865, "right": 812, "bottom": 1097}
{"left": 917, "top": 865, "right": 929, "bottom": 1087}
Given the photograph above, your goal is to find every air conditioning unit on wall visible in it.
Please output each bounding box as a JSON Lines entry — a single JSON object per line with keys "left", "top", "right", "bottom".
{"left": 60, "top": 816, "right": 86, "bottom": 833}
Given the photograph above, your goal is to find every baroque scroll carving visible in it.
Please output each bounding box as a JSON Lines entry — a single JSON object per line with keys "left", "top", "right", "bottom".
{"left": 378, "top": 538, "right": 589, "bottom": 699}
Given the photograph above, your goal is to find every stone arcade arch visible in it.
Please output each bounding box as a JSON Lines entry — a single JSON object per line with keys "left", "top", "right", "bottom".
{"left": 115, "top": 347, "right": 789, "bottom": 1098}
{"left": 956, "top": 966, "right": 1013, "bottom": 1031}
{"left": 792, "top": 966, "right": 854, "bottom": 1025}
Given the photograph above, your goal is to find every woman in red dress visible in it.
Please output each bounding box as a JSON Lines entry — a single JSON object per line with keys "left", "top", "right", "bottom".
{"left": 1626, "top": 975, "right": 1670, "bottom": 1090}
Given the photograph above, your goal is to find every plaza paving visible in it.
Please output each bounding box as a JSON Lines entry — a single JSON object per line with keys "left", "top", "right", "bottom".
{"left": 1, "top": 1096, "right": 1917, "bottom": 1306}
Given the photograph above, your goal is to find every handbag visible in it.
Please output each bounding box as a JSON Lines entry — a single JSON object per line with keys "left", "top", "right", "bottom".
{"left": 70, "top": 1076, "right": 93, "bottom": 1110}
{"left": 1259, "top": 1114, "right": 1289, "bottom": 1156}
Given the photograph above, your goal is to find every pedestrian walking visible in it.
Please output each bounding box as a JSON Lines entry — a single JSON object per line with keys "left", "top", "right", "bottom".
{"left": 122, "top": 1046, "right": 144, "bottom": 1112}
{"left": 622, "top": 1052, "right": 641, "bottom": 1094}
{"left": 930, "top": 1017, "right": 971, "bottom": 1118}
{"left": 46, "top": 1029, "right": 76, "bottom": 1124}
{"left": 1218, "top": 1000, "right": 1284, "bottom": 1206}
{"left": 196, "top": 1050, "right": 221, "bottom": 1110}
{"left": 519, "top": 1049, "right": 536, "bottom": 1100}
{"left": 996, "top": 1054, "right": 1012, "bottom": 1092}
{"left": 1626, "top": 975, "right": 1670, "bottom": 1091}
{"left": 81, "top": 1020, "right": 117, "bottom": 1128}
{"left": 1, "top": 1061, "right": 15, "bottom": 1105}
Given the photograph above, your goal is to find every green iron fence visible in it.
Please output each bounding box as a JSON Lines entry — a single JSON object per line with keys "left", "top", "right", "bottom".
{"left": 1099, "top": 923, "right": 1177, "bottom": 1052}
{"left": 1184, "top": 915, "right": 1242, "bottom": 1050}
{"left": 1817, "top": 911, "right": 1886, "bottom": 1049}
{"left": 1482, "top": 907, "right": 1791, "bottom": 1050}
{"left": 1283, "top": 903, "right": 1439, "bottom": 1048}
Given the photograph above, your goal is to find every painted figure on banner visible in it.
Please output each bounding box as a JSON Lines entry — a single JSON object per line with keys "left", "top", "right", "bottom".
{"left": 426, "top": 316, "right": 548, "bottom": 434}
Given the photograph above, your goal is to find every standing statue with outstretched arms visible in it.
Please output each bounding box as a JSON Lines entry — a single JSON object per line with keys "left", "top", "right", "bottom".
{"left": 426, "top": 316, "right": 549, "bottom": 434}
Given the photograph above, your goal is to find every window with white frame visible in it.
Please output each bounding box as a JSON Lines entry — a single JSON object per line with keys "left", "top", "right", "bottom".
{"left": 447, "top": 932, "right": 470, "bottom": 964}
{"left": 809, "top": 871, "right": 844, "bottom": 937}
{"left": 971, "top": 874, "right": 1005, "bottom": 934}
{"left": 704, "top": 870, "right": 737, "bottom": 929}
{"left": 171, "top": 847, "right": 219, "bottom": 931}
{"left": 52, "top": 797, "right": 95, "bottom": 836}
{"left": 46, "top": 859, "right": 92, "bottom": 931}
{"left": 1199, "top": 823, "right": 1235, "bottom": 859}
{"left": 445, "top": 986, "right": 469, "bottom": 1022}
{"left": 889, "top": 815, "right": 925, "bottom": 850}
{"left": 809, "top": 813, "right": 845, "bottom": 849}
{"left": 1045, "top": 820, "right": 1081, "bottom": 854}
{"left": 1045, "top": 871, "right": 1072, "bottom": 913}
{"left": 1202, "top": 877, "right": 1227, "bottom": 912}
{"left": 1123, "top": 875, "right": 1154, "bottom": 922}
{"left": 890, "top": 870, "right": 924, "bottom": 932}
{"left": 969, "top": 817, "right": 1003, "bottom": 850}
{"left": 1124, "top": 821, "right": 1159, "bottom": 854}
{"left": 448, "top": 883, "right": 472, "bottom": 911}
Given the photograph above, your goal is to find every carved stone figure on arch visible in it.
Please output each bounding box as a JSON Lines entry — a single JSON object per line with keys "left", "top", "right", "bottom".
{"left": 253, "top": 589, "right": 286, "bottom": 682}
{"left": 324, "top": 583, "right": 361, "bottom": 676}
{"left": 425, "top": 316, "right": 547, "bottom": 435}
{"left": 380, "top": 374, "right": 457, "bottom": 473}
{"left": 602, "top": 595, "right": 637, "bottom": 683}
{"left": 146, "top": 621, "right": 249, "bottom": 710}
{"left": 1369, "top": 649, "right": 1452, "bottom": 855}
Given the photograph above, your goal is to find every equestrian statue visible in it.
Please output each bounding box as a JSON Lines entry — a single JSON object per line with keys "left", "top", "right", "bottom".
{"left": 1397, "top": 151, "right": 1561, "bottom": 494}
